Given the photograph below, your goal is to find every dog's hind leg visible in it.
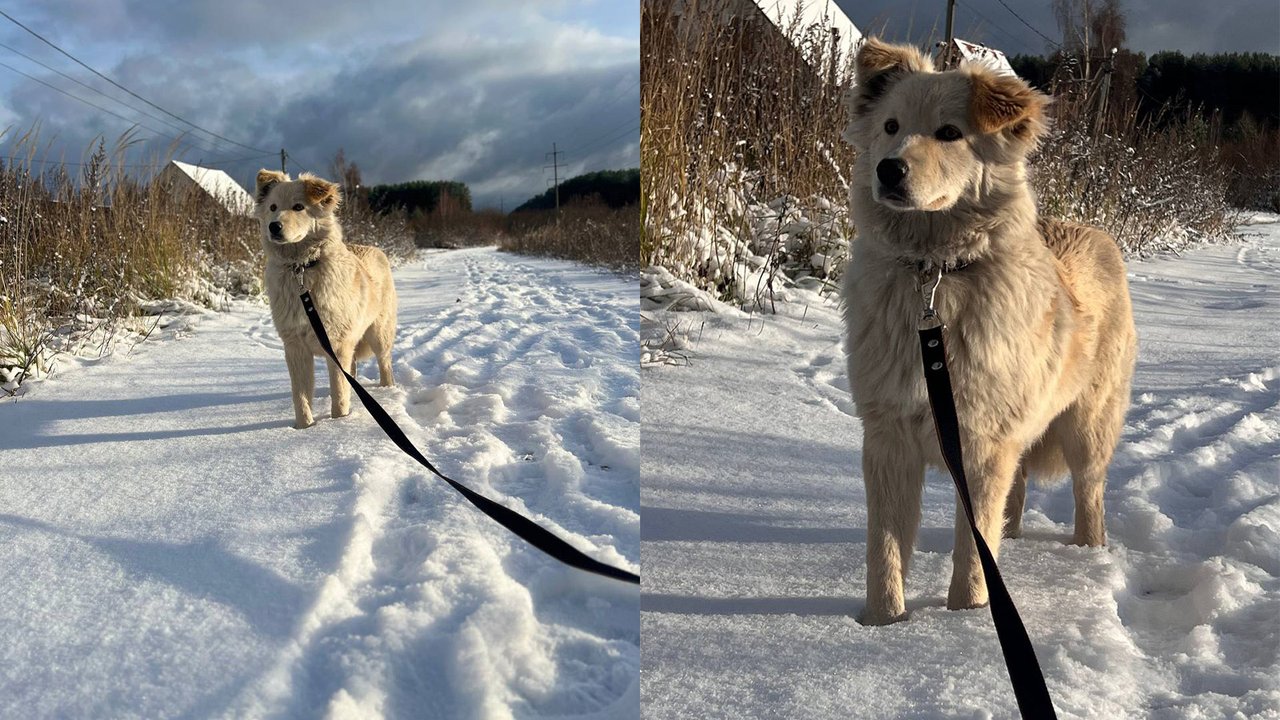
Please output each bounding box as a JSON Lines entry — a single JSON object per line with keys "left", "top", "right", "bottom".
{"left": 859, "top": 421, "right": 925, "bottom": 626}
{"left": 1003, "top": 465, "right": 1027, "bottom": 539}
{"left": 1061, "top": 393, "right": 1126, "bottom": 547}
{"left": 948, "top": 444, "right": 1020, "bottom": 610}
{"left": 285, "top": 342, "right": 315, "bottom": 429}
{"left": 365, "top": 314, "right": 395, "bottom": 387}
{"left": 327, "top": 342, "right": 355, "bottom": 419}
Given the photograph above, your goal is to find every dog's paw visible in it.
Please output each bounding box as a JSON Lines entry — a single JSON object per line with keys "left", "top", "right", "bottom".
{"left": 293, "top": 419, "right": 315, "bottom": 430}
{"left": 857, "top": 607, "right": 908, "bottom": 626}
{"left": 945, "top": 588, "right": 989, "bottom": 611}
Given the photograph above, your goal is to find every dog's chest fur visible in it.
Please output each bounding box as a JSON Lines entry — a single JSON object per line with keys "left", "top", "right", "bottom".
{"left": 264, "top": 246, "right": 373, "bottom": 354}
{"left": 843, "top": 234, "right": 1079, "bottom": 451}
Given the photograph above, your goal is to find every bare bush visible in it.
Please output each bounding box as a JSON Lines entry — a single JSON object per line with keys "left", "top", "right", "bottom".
{"left": 1033, "top": 97, "right": 1234, "bottom": 256}
{"left": 500, "top": 200, "right": 638, "bottom": 271}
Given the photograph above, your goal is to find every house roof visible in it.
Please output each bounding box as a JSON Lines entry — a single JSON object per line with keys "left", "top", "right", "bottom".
{"left": 752, "top": 0, "right": 861, "bottom": 47}
{"left": 949, "top": 38, "right": 1016, "bottom": 76}
{"left": 166, "top": 160, "right": 254, "bottom": 215}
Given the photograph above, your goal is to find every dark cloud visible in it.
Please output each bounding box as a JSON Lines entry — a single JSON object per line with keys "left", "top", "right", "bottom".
{"left": 0, "top": 1, "right": 638, "bottom": 208}
{"left": 835, "top": 0, "right": 1279, "bottom": 57}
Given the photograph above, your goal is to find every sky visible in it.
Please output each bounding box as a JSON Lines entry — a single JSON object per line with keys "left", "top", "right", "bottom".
{"left": 834, "top": 0, "right": 1280, "bottom": 58}
{"left": 0, "top": 1, "right": 639, "bottom": 210}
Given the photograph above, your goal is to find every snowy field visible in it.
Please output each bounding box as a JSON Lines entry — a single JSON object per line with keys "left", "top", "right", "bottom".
{"left": 0, "top": 248, "right": 639, "bottom": 719}
{"left": 640, "top": 216, "right": 1280, "bottom": 719}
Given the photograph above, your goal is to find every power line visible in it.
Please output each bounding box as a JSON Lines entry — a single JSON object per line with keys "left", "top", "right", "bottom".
{"left": 0, "top": 59, "right": 206, "bottom": 150}
{"left": 990, "top": 0, "right": 1060, "bottom": 49}
{"left": 569, "top": 121, "right": 640, "bottom": 159}
{"left": 0, "top": 8, "right": 273, "bottom": 154}
{"left": 199, "top": 152, "right": 277, "bottom": 167}
{"left": 575, "top": 114, "right": 640, "bottom": 147}
{"left": 2, "top": 154, "right": 167, "bottom": 170}
{"left": 0, "top": 40, "right": 224, "bottom": 154}
{"left": 955, "top": 1, "right": 1041, "bottom": 56}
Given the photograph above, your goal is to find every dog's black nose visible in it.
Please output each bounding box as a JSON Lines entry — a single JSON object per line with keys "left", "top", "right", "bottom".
{"left": 877, "top": 158, "right": 909, "bottom": 188}
{"left": 268, "top": 221, "right": 282, "bottom": 236}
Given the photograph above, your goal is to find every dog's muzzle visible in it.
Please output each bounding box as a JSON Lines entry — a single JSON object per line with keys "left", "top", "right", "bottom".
{"left": 268, "top": 221, "right": 283, "bottom": 240}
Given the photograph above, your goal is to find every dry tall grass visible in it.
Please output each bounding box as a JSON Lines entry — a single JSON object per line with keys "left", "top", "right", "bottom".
{"left": 642, "top": 2, "right": 1236, "bottom": 308}
{"left": 641, "top": 0, "right": 856, "bottom": 299}
{"left": 0, "top": 131, "right": 258, "bottom": 388}
{"left": 0, "top": 129, "right": 413, "bottom": 390}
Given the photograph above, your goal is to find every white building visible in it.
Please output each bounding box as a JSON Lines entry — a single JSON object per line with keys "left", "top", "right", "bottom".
{"left": 156, "top": 160, "right": 254, "bottom": 216}
{"left": 938, "top": 37, "right": 1017, "bottom": 76}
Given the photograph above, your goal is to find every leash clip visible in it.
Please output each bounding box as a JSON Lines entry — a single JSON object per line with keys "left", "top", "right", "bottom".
{"left": 918, "top": 266, "right": 943, "bottom": 330}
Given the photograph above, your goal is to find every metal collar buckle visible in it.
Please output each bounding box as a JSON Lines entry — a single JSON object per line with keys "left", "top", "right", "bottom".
{"left": 918, "top": 266, "right": 943, "bottom": 330}
{"left": 291, "top": 257, "right": 319, "bottom": 288}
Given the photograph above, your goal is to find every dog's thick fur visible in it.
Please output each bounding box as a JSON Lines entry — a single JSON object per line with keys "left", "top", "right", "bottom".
{"left": 841, "top": 39, "right": 1137, "bottom": 625}
{"left": 255, "top": 170, "right": 397, "bottom": 429}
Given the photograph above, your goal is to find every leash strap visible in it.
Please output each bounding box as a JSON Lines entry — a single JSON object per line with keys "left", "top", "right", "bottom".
{"left": 919, "top": 323, "right": 1058, "bottom": 719}
{"left": 300, "top": 290, "right": 640, "bottom": 585}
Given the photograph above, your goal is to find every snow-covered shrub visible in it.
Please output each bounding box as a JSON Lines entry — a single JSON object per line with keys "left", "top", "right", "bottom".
{"left": 1033, "top": 108, "right": 1233, "bottom": 256}
{"left": 641, "top": 0, "right": 856, "bottom": 311}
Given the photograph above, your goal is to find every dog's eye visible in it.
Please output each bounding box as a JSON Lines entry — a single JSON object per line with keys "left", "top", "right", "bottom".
{"left": 884, "top": 119, "right": 899, "bottom": 135}
{"left": 269, "top": 204, "right": 277, "bottom": 212}
{"left": 292, "top": 203, "right": 304, "bottom": 212}
{"left": 936, "top": 125, "right": 963, "bottom": 142}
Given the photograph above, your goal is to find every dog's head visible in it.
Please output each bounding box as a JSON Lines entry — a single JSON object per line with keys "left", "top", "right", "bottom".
{"left": 254, "top": 170, "right": 341, "bottom": 245}
{"left": 844, "top": 38, "right": 1049, "bottom": 213}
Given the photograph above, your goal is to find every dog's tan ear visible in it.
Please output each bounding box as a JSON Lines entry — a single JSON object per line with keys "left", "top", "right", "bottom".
{"left": 850, "top": 38, "right": 931, "bottom": 117}
{"left": 256, "top": 169, "right": 287, "bottom": 201}
{"left": 969, "top": 71, "right": 1050, "bottom": 141}
{"left": 300, "top": 174, "right": 341, "bottom": 211}
{"left": 855, "top": 37, "right": 931, "bottom": 82}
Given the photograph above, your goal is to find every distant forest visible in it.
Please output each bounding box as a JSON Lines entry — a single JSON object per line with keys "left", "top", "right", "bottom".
{"left": 1010, "top": 51, "right": 1280, "bottom": 133}
{"left": 367, "top": 180, "right": 472, "bottom": 215}
{"left": 514, "top": 169, "right": 639, "bottom": 213}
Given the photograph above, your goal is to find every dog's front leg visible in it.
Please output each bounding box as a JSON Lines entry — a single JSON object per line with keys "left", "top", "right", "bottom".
{"left": 327, "top": 343, "right": 355, "bottom": 419}
{"left": 284, "top": 342, "right": 315, "bottom": 429}
{"left": 859, "top": 424, "right": 925, "bottom": 625}
{"left": 948, "top": 446, "right": 1019, "bottom": 610}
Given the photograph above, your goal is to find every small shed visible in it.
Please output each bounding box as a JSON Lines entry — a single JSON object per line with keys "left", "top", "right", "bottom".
{"left": 156, "top": 160, "right": 254, "bottom": 216}
{"left": 936, "top": 38, "right": 1016, "bottom": 76}
{"left": 671, "top": 0, "right": 861, "bottom": 83}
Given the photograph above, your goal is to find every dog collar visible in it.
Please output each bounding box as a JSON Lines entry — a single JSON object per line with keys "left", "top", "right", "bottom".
{"left": 289, "top": 257, "right": 320, "bottom": 275}
{"left": 288, "top": 257, "right": 320, "bottom": 289}
{"left": 898, "top": 256, "right": 973, "bottom": 274}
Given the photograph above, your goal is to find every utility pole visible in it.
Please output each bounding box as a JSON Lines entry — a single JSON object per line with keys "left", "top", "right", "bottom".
{"left": 944, "top": 0, "right": 955, "bottom": 45}
{"left": 1094, "top": 47, "right": 1117, "bottom": 137}
{"left": 544, "top": 142, "right": 563, "bottom": 219}
{"left": 280, "top": 148, "right": 288, "bottom": 174}
{"left": 942, "top": 0, "right": 957, "bottom": 69}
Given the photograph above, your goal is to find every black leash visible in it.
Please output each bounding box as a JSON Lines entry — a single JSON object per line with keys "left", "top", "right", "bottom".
{"left": 299, "top": 289, "right": 640, "bottom": 586}
{"left": 917, "top": 269, "right": 1058, "bottom": 719}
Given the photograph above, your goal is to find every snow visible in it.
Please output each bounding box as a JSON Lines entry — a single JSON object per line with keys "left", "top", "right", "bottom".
{"left": 640, "top": 217, "right": 1280, "bottom": 719}
{"left": 0, "top": 247, "right": 639, "bottom": 719}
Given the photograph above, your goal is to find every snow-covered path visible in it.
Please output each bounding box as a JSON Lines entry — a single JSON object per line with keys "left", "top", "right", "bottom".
{"left": 640, "top": 218, "right": 1280, "bottom": 719}
{"left": 0, "top": 247, "right": 639, "bottom": 719}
